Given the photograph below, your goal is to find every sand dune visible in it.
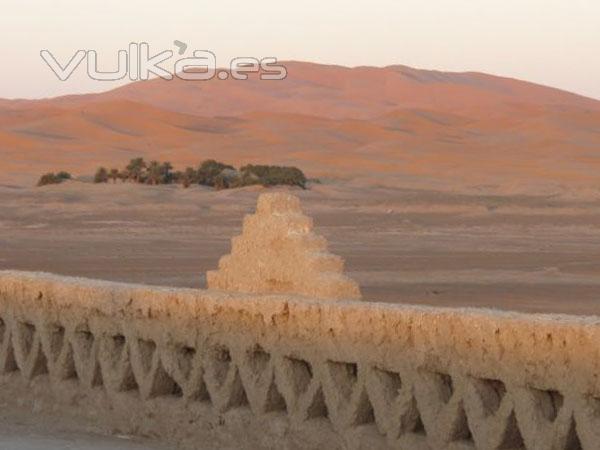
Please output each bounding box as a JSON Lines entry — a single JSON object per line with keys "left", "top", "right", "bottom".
{"left": 0, "top": 61, "right": 599, "bottom": 191}
{"left": 24, "top": 62, "right": 599, "bottom": 118}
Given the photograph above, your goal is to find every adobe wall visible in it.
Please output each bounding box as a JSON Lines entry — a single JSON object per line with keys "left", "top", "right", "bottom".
{"left": 206, "top": 192, "right": 361, "bottom": 300}
{"left": 1, "top": 270, "right": 599, "bottom": 450}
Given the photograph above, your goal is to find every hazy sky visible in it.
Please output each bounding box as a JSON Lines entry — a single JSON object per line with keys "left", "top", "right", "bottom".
{"left": 1, "top": 0, "right": 599, "bottom": 100}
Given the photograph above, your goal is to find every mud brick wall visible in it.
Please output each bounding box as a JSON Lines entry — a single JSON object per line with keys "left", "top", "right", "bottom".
{"left": 207, "top": 192, "right": 361, "bottom": 301}
{"left": 1, "top": 270, "right": 599, "bottom": 449}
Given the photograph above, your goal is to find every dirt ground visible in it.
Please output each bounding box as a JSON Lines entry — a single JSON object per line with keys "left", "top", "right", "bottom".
{"left": 0, "top": 401, "right": 170, "bottom": 450}
{"left": 0, "top": 423, "right": 168, "bottom": 450}
{"left": 1, "top": 180, "right": 600, "bottom": 315}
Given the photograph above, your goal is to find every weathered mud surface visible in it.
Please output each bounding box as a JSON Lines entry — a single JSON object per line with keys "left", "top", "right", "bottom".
{"left": 207, "top": 192, "right": 361, "bottom": 300}
{"left": 1, "top": 271, "right": 600, "bottom": 449}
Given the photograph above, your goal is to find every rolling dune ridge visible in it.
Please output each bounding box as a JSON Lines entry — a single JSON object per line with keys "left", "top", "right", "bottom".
{"left": 1, "top": 61, "right": 599, "bottom": 193}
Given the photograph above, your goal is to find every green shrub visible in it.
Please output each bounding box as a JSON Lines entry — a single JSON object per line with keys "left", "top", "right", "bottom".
{"left": 238, "top": 165, "right": 307, "bottom": 189}
{"left": 94, "top": 167, "right": 109, "bottom": 183}
{"left": 56, "top": 171, "right": 72, "bottom": 181}
{"left": 37, "top": 172, "right": 71, "bottom": 187}
{"left": 197, "top": 159, "right": 235, "bottom": 186}
{"left": 176, "top": 167, "right": 198, "bottom": 188}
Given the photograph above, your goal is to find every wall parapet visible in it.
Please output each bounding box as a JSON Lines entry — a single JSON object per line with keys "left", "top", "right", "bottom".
{"left": 1, "top": 270, "right": 600, "bottom": 449}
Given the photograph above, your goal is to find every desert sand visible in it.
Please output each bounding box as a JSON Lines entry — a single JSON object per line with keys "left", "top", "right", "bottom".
{"left": 1, "top": 62, "right": 600, "bottom": 192}
{"left": 2, "top": 180, "right": 600, "bottom": 315}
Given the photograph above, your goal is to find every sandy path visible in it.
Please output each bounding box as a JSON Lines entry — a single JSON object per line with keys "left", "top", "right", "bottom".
{"left": 1, "top": 181, "right": 600, "bottom": 315}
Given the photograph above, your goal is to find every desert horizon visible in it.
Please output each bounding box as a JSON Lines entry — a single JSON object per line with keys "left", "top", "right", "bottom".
{"left": 7, "top": 60, "right": 600, "bottom": 103}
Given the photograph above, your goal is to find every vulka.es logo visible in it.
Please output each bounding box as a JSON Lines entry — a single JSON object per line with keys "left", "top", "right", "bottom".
{"left": 40, "top": 42, "right": 287, "bottom": 82}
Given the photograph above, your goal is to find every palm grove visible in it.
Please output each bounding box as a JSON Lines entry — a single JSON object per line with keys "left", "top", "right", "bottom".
{"left": 38, "top": 158, "right": 309, "bottom": 190}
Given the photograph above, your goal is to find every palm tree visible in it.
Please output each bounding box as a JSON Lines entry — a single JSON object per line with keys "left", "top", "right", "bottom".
{"left": 182, "top": 167, "right": 197, "bottom": 188}
{"left": 109, "top": 168, "right": 119, "bottom": 183}
{"left": 146, "top": 160, "right": 162, "bottom": 185}
{"left": 118, "top": 169, "right": 129, "bottom": 182}
{"left": 126, "top": 157, "right": 146, "bottom": 183}
{"left": 94, "top": 167, "right": 109, "bottom": 183}
{"left": 160, "top": 161, "right": 173, "bottom": 184}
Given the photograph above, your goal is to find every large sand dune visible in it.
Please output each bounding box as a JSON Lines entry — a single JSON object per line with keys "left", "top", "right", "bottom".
{"left": 1, "top": 62, "right": 599, "bottom": 191}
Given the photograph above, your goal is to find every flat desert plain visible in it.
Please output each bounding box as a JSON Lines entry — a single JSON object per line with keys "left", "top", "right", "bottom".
{"left": 2, "top": 180, "right": 600, "bottom": 315}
